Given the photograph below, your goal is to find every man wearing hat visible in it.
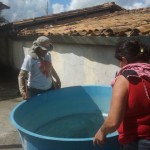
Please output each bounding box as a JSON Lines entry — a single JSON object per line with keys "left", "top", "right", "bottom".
{"left": 18, "top": 36, "right": 61, "bottom": 99}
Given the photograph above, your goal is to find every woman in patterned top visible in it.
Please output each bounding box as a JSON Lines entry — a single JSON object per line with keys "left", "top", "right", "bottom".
{"left": 93, "top": 39, "right": 150, "bottom": 150}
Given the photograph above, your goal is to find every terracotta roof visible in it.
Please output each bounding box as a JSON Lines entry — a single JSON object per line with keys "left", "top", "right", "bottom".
{"left": 13, "top": 2, "right": 124, "bottom": 28}
{"left": 14, "top": 3, "right": 150, "bottom": 37}
{"left": 0, "top": 2, "right": 10, "bottom": 10}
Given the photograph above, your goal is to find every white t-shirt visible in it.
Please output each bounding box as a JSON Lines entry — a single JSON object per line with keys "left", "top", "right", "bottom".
{"left": 21, "top": 53, "right": 52, "bottom": 90}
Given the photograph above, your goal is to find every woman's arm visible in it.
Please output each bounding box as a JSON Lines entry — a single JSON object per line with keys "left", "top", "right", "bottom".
{"left": 93, "top": 75, "right": 129, "bottom": 145}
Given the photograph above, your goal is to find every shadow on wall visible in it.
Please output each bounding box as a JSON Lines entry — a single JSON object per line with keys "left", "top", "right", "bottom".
{"left": 0, "top": 63, "right": 19, "bottom": 81}
{"left": 53, "top": 43, "right": 118, "bottom": 66}
{"left": 51, "top": 36, "right": 150, "bottom": 66}
{"left": 0, "top": 63, "right": 20, "bottom": 100}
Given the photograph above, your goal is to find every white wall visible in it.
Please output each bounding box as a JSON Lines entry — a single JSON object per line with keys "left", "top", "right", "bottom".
{"left": 51, "top": 43, "right": 120, "bottom": 87}
{"left": 11, "top": 40, "right": 32, "bottom": 69}
{"left": 11, "top": 41, "right": 120, "bottom": 87}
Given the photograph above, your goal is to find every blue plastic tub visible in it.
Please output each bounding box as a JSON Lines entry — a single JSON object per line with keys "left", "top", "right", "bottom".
{"left": 10, "top": 85, "right": 120, "bottom": 150}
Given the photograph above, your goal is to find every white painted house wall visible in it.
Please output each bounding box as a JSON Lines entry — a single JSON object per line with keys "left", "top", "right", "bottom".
{"left": 11, "top": 40, "right": 120, "bottom": 87}
{"left": 51, "top": 43, "right": 120, "bottom": 87}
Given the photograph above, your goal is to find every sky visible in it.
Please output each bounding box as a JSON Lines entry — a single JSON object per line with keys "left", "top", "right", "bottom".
{"left": 0, "top": 0, "right": 150, "bottom": 22}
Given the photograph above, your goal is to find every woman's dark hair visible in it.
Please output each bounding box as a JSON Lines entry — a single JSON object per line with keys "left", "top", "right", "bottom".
{"left": 115, "top": 39, "right": 150, "bottom": 63}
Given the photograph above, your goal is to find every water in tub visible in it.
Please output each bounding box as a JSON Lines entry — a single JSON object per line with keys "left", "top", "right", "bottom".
{"left": 34, "top": 112, "right": 107, "bottom": 138}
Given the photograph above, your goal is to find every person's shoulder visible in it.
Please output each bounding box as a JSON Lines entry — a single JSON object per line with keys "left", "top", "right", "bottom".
{"left": 45, "top": 52, "right": 51, "bottom": 60}
{"left": 25, "top": 54, "right": 32, "bottom": 60}
{"left": 121, "top": 70, "right": 141, "bottom": 84}
{"left": 25, "top": 54, "right": 32, "bottom": 59}
{"left": 114, "top": 75, "right": 129, "bottom": 89}
{"left": 46, "top": 52, "right": 51, "bottom": 57}
{"left": 122, "top": 70, "right": 137, "bottom": 79}
{"left": 117, "top": 75, "right": 129, "bottom": 82}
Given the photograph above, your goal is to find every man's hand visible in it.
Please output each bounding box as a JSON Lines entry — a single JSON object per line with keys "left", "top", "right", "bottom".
{"left": 56, "top": 80, "right": 61, "bottom": 88}
{"left": 21, "top": 92, "right": 29, "bottom": 100}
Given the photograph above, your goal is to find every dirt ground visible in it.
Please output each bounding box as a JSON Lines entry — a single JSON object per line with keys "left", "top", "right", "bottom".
{"left": 0, "top": 78, "right": 22, "bottom": 150}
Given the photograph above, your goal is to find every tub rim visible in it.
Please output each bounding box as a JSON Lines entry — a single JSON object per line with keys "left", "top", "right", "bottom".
{"left": 10, "top": 85, "right": 118, "bottom": 142}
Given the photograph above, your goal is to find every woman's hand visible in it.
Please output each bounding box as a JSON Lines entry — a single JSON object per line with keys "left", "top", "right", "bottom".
{"left": 93, "top": 128, "right": 106, "bottom": 145}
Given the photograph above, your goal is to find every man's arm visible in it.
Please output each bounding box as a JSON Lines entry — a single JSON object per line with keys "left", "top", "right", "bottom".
{"left": 18, "top": 69, "right": 29, "bottom": 99}
{"left": 51, "top": 65, "right": 61, "bottom": 88}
